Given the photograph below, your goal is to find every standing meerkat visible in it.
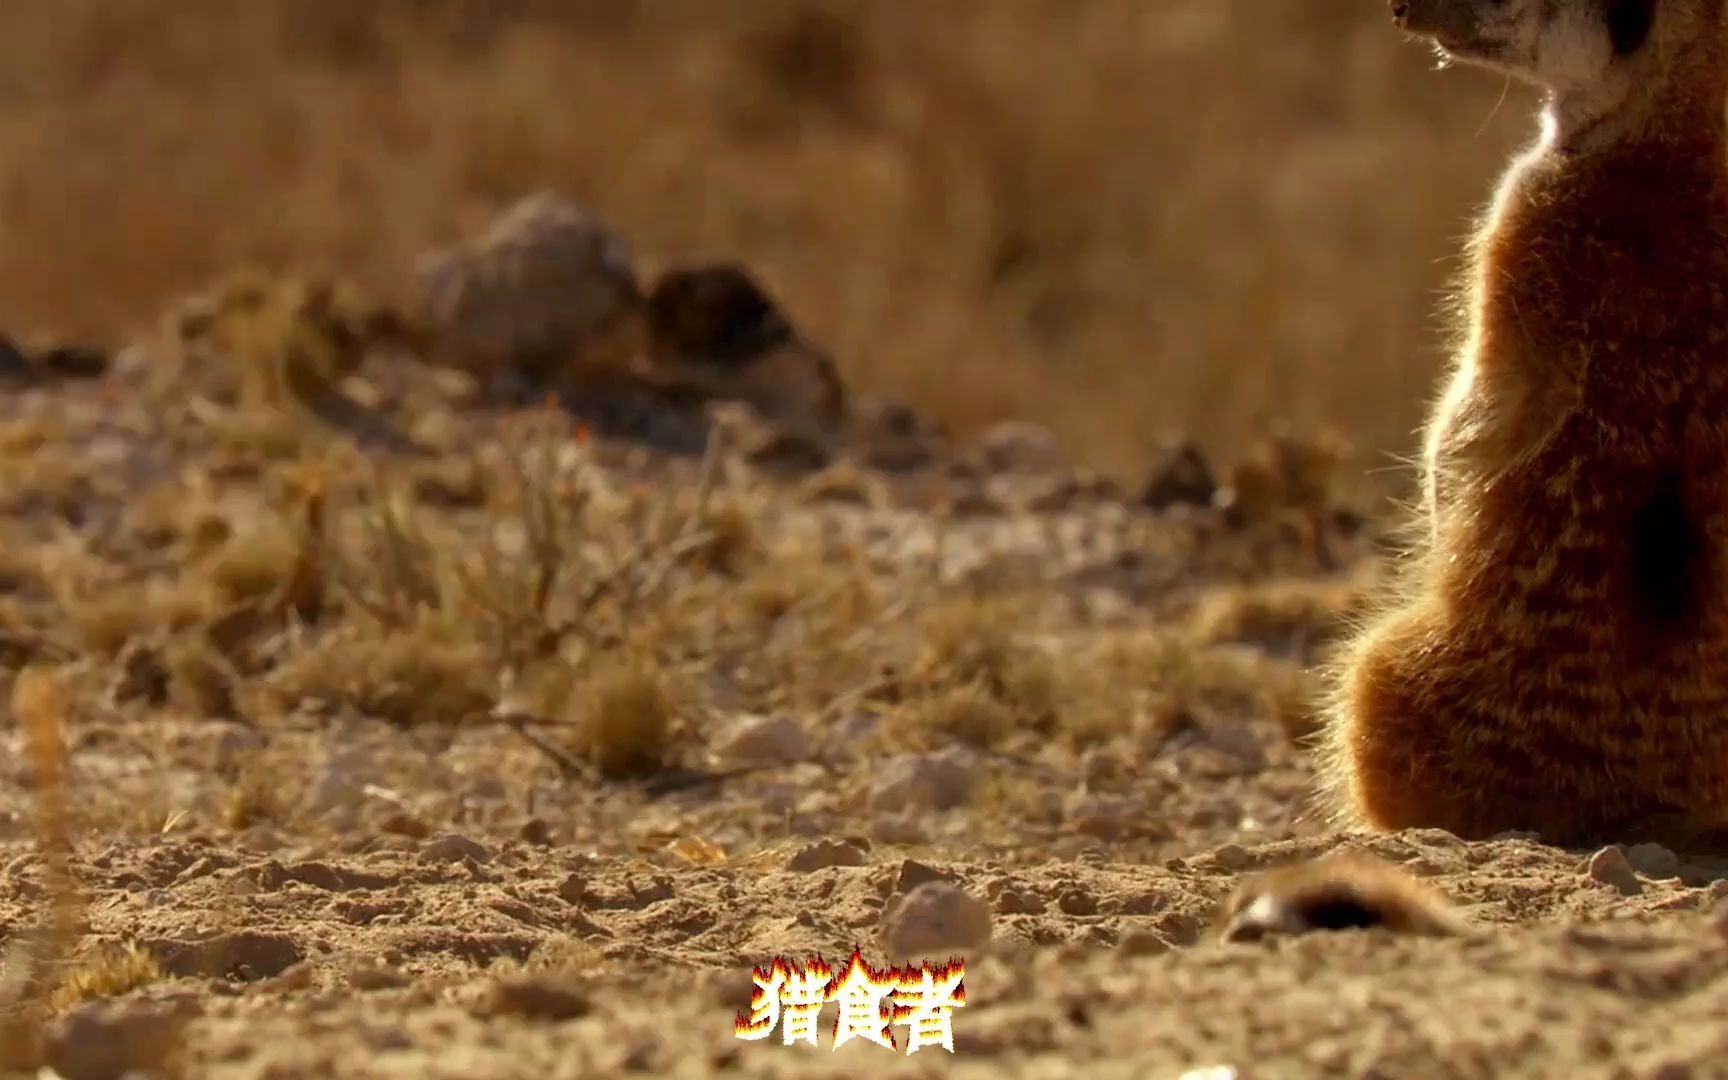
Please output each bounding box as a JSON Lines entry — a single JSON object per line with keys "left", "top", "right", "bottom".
{"left": 1323, "top": 0, "right": 1728, "bottom": 847}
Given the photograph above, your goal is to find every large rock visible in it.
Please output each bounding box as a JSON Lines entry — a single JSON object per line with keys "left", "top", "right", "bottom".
{"left": 643, "top": 263, "right": 846, "bottom": 432}
{"left": 415, "top": 192, "right": 643, "bottom": 383}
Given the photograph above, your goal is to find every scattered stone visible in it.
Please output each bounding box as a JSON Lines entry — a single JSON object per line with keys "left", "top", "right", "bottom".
{"left": 421, "top": 832, "right": 494, "bottom": 865}
{"left": 995, "top": 889, "right": 1046, "bottom": 916}
{"left": 1067, "top": 795, "right": 1142, "bottom": 842}
{"left": 868, "top": 751, "right": 979, "bottom": 813}
{"left": 108, "top": 639, "right": 169, "bottom": 707}
{"left": 150, "top": 930, "right": 303, "bottom": 981}
{"left": 37, "top": 345, "right": 109, "bottom": 380}
{"left": 642, "top": 264, "right": 845, "bottom": 432}
{"left": 236, "top": 826, "right": 287, "bottom": 854}
{"left": 211, "top": 724, "right": 268, "bottom": 772}
{"left": 379, "top": 812, "right": 433, "bottom": 840}
{"left": 1212, "top": 844, "right": 1251, "bottom": 871}
{"left": 711, "top": 713, "right": 807, "bottom": 769}
{"left": 1025, "top": 471, "right": 1124, "bottom": 513}
{"left": 646, "top": 263, "right": 794, "bottom": 367}
{"left": 1058, "top": 890, "right": 1098, "bottom": 917}
{"left": 45, "top": 999, "right": 196, "bottom": 1080}
{"left": 1625, "top": 842, "right": 1680, "bottom": 881}
{"left": 349, "top": 962, "right": 412, "bottom": 991}
{"left": 1586, "top": 846, "right": 1642, "bottom": 897}
{"left": 1709, "top": 893, "right": 1728, "bottom": 940}
{"left": 480, "top": 974, "right": 593, "bottom": 1021}
{"left": 1118, "top": 929, "right": 1170, "bottom": 957}
{"left": 415, "top": 192, "right": 641, "bottom": 380}
{"left": 303, "top": 747, "right": 375, "bottom": 819}
{"left": 1140, "top": 439, "right": 1217, "bottom": 510}
{"left": 893, "top": 859, "right": 954, "bottom": 895}
{"left": 787, "top": 839, "right": 868, "bottom": 873}
{"left": 947, "top": 483, "right": 1011, "bottom": 518}
{"left": 972, "top": 420, "right": 1064, "bottom": 474}
{"left": 880, "top": 881, "right": 993, "bottom": 961}
{"left": 558, "top": 873, "right": 590, "bottom": 906}
{"left": 0, "top": 334, "right": 33, "bottom": 382}
{"left": 862, "top": 436, "right": 940, "bottom": 474}
{"left": 260, "top": 962, "right": 315, "bottom": 992}
{"left": 519, "top": 817, "right": 555, "bottom": 846}
{"left": 869, "top": 815, "right": 931, "bottom": 846}
{"left": 742, "top": 425, "right": 832, "bottom": 475}
{"left": 413, "top": 460, "right": 488, "bottom": 509}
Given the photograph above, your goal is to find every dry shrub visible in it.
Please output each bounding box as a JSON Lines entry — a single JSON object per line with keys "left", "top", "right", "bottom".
{"left": 916, "top": 595, "right": 1061, "bottom": 723}
{"left": 1050, "top": 628, "right": 1324, "bottom": 746}
{"left": 887, "top": 683, "right": 1015, "bottom": 750}
{"left": 566, "top": 657, "right": 680, "bottom": 778}
{"left": 48, "top": 944, "right": 163, "bottom": 1013}
{"left": 688, "top": 499, "right": 758, "bottom": 577}
{"left": 63, "top": 582, "right": 209, "bottom": 658}
{"left": 223, "top": 756, "right": 289, "bottom": 831}
{"left": 1187, "top": 578, "right": 1368, "bottom": 663}
{"left": 204, "top": 519, "right": 303, "bottom": 606}
{"left": 165, "top": 638, "right": 239, "bottom": 718}
{"left": 267, "top": 615, "right": 491, "bottom": 726}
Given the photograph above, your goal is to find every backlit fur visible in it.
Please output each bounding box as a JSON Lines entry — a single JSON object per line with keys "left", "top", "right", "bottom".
{"left": 1322, "top": 0, "right": 1728, "bottom": 847}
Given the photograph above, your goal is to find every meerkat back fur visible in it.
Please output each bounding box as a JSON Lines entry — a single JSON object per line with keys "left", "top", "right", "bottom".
{"left": 1323, "top": 0, "right": 1728, "bottom": 847}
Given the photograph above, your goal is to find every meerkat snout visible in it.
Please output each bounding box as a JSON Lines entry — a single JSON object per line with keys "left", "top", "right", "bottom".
{"left": 1393, "top": 0, "right": 1661, "bottom": 89}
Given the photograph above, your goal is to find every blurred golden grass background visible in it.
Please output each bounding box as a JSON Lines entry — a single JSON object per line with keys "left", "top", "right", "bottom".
{"left": 0, "top": 0, "right": 1535, "bottom": 476}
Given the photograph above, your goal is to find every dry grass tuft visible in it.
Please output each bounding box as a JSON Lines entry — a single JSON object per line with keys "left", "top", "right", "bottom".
{"left": 223, "top": 757, "right": 289, "bottom": 831}
{"left": 47, "top": 944, "right": 164, "bottom": 1013}
{"left": 205, "top": 519, "right": 304, "bottom": 607}
{"left": 1187, "top": 578, "right": 1367, "bottom": 663}
{"left": 162, "top": 270, "right": 403, "bottom": 411}
{"left": 166, "top": 638, "right": 240, "bottom": 719}
{"left": 887, "top": 683, "right": 1016, "bottom": 750}
{"left": 916, "top": 595, "right": 1062, "bottom": 723}
{"left": 0, "top": 670, "right": 82, "bottom": 1068}
{"left": 688, "top": 499, "right": 758, "bottom": 577}
{"left": 567, "top": 657, "right": 680, "bottom": 779}
{"left": 64, "top": 582, "right": 209, "bottom": 658}
{"left": 268, "top": 615, "right": 492, "bottom": 726}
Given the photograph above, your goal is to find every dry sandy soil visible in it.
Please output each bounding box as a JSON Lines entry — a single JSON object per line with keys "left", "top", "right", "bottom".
{"left": 0, "top": 267, "right": 1724, "bottom": 1080}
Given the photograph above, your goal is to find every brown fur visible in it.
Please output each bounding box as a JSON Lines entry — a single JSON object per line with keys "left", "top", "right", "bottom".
{"left": 1324, "top": 0, "right": 1728, "bottom": 847}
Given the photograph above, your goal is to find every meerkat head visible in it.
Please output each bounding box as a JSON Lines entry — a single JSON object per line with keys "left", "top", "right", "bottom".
{"left": 1391, "top": 0, "right": 1725, "bottom": 137}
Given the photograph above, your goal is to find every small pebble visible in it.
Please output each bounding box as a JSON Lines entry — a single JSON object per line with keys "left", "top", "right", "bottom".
{"left": 479, "top": 974, "right": 592, "bottom": 1020}
{"left": 1119, "top": 929, "right": 1170, "bottom": 957}
{"left": 1212, "top": 844, "right": 1250, "bottom": 871}
{"left": 421, "top": 833, "right": 493, "bottom": 865}
{"left": 1585, "top": 846, "right": 1642, "bottom": 896}
{"left": 786, "top": 839, "right": 867, "bottom": 873}
{"left": 1625, "top": 842, "right": 1680, "bottom": 880}
{"left": 893, "top": 859, "right": 953, "bottom": 895}
{"left": 711, "top": 714, "right": 808, "bottom": 769}
{"left": 869, "top": 751, "right": 979, "bottom": 813}
{"left": 349, "top": 963, "right": 412, "bottom": 991}
{"left": 880, "top": 881, "right": 993, "bottom": 962}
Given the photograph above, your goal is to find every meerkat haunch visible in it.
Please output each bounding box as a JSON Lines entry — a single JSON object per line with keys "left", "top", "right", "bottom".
{"left": 1324, "top": 0, "right": 1728, "bottom": 847}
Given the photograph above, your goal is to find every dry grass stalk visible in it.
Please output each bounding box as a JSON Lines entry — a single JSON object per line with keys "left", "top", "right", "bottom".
{"left": 0, "top": 670, "right": 84, "bottom": 1067}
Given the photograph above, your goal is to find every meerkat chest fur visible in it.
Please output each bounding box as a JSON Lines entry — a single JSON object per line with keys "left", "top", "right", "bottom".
{"left": 1429, "top": 113, "right": 1728, "bottom": 641}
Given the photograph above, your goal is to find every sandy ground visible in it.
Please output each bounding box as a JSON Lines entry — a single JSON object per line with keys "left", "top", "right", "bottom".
{"left": 1, "top": 300, "right": 1726, "bottom": 1080}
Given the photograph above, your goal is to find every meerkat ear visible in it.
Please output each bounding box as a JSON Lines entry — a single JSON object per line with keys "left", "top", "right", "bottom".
{"left": 1606, "top": 0, "right": 1657, "bottom": 56}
